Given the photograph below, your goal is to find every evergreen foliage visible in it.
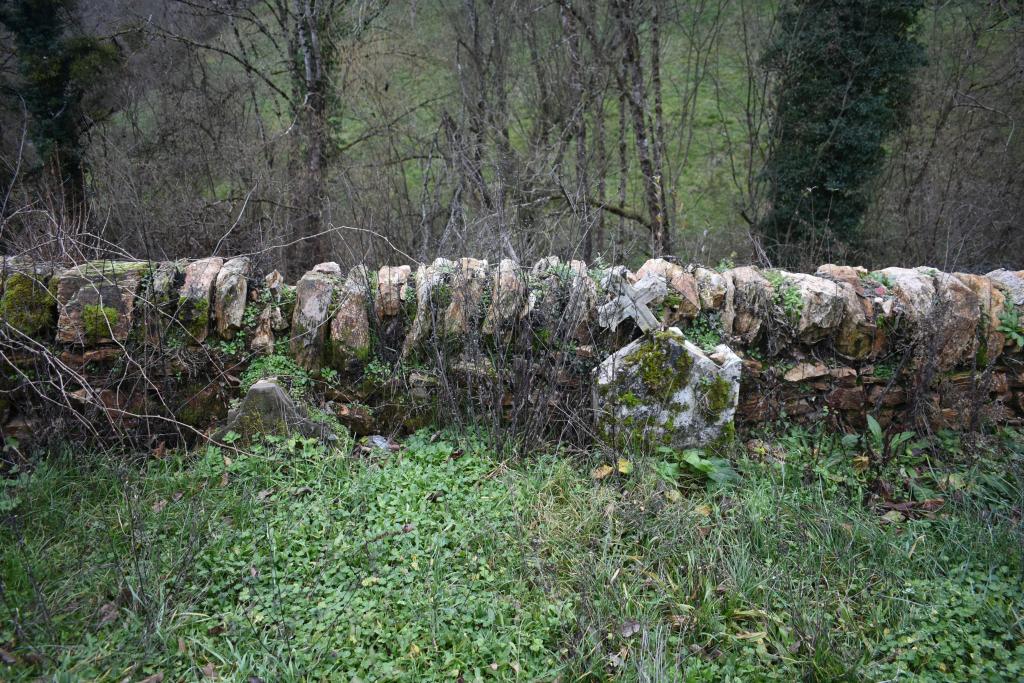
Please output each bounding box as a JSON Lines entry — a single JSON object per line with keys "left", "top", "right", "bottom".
{"left": 757, "top": 0, "right": 925, "bottom": 265}
{"left": 0, "top": 0, "right": 119, "bottom": 205}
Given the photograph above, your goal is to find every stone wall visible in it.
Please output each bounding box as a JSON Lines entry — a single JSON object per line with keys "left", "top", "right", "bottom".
{"left": 0, "top": 255, "right": 1021, "bottom": 446}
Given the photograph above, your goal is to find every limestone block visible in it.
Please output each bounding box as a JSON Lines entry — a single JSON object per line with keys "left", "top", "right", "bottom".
{"left": 986, "top": 269, "right": 1024, "bottom": 306}
{"left": 876, "top": 267, "right": 935, "bottom": 327}
{"left": 444, "top": 257, "right": 488, "bottom": 337}
{"left": 329, "top": 265, "right": 372, "bottom": 370}
{"left": 482, "top": 258, "right": 527, "bottom": 335}
{"left": 375, "top": 265, "right": 412, "bottom": 318}
{"left": 954, "top": 273, "right": 1006, "bottom": 362}
{"left": 594, "top": 328, "right": 742, "bottom": 450}
{"left": 403, "top": 258, "right": 455, "bottom": 356}
{"left": 290, "top": 265, "right": 340, "bottom": 371}
{"left": 178, "top": 257, "right": 223, "bottom": 343}
{"left": 56, "top": 260, "right": 151, "bottom": 344}
{"left": 214, "top": 257, "right": 251, "bottom": 339}
{"left": 1, "top": 259, "right": 57, "bottom": 337}
{"left": 694, "top": 267, "right": 727, "bottom": 310}
{"left": 722, "top": 266, "right": 770, "bottom": 343}
{"left": 815, "top": 264, "right": 867, "bottom": 286}
{"left": 780, "top": 272, "right": 846, "bottom": 343}
{"left": 929, "top": 272, "right": 979, "bottom": 370}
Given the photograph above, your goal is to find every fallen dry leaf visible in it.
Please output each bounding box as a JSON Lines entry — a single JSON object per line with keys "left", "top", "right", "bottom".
{"left": 0, "top": 647, "right": 18, "bottom": 665}
{"left": 177, "top": 638, "right": 187, "bottom": 654}
{"left": 620, "top": 619, "right": 641, "bottom": 638}
{"left": 171, "top": 491, "right": 184, "bottom": 502}
{"left": 255, "top": 489, "right": 274, "bottom": 502}
{"left": 591, "top": 464, "right": 614, "bottom": 480}
{"left": 138, "top": 674, "right": 164, "bottom": 683}
{"left": 201, "top": 662, "right": 217, "bottom": 679}
{"left": 96, "top": 601, "right": 119, "bottom": 628}
{"left": 220, "top": 471, "right": 230, "bottom": 487}
{"left": 616, "top": 458, "right": 633, "bottom": 475}
{"left": 152, "top": 441, "right": 167, "bottom": 460}
{"left": 735, "top": 630, "right": 768, "bottom": 642}
{"left": 152, "top": 498, "right": 167, "bottom": 514}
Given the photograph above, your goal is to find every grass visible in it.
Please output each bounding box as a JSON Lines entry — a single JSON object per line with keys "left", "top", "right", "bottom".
{"left": 1, "top": 425, "right": 1022, "bottom": 681}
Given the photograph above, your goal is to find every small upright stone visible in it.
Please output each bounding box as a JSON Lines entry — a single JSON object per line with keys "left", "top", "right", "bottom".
{"left": 403, "top": 258, "right": 455, "bottom": 357}
{"left": 444, "top": 258, "right": 488, "bottom": 337}
{"left": 178, "top": 257, "right": 224, "bottom": 343}
{"left": 291, "top": 264, "right": 340, "bottom": 372}
{"left": 375, "top": 265, "right": 412, "bottom": 318}
{"left": 722, "top": 267, "right": 770, "bottom": 343}
{"left": 482, "top": 258, "right": 527, "bottom": 336}
{"left": 214, "top": 257, "right": 251, "bottom": 339}
{"left": 594, "top": 328, "right": 742, "bottom": 450}
{"left": 329, "top": 265, "right": 372, "bottom": 371}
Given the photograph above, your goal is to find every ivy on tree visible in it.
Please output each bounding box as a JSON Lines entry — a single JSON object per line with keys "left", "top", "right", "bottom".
{"left": 757, "top": 0, "right": 925, "bottom": 265}
{"left": 0, "top": 0, "right": 120, "bottom": 211}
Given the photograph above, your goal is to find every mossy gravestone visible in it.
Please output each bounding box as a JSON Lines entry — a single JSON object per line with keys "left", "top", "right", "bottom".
{"left": 593, "top": 328, "right": 742, "bottom": 450}
{"left": 214, "top": 378, "right": 332, "bottom": 445}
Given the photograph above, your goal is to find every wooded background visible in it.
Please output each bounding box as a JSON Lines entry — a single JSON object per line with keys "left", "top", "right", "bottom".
{"left": 1, "top": 0, "right": 1021, "bottom": 277}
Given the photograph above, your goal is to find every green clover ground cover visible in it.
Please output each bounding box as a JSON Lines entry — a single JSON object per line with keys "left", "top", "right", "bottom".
{"left": 1, "top": 426, "right": 1022, "bottom": 681}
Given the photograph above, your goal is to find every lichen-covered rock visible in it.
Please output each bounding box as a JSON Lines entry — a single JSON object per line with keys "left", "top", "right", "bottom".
{"left": 56, "top": 260, "right": 151, "bottom": 344}
{"left": 694, "top": 267, "right": 728, "bottom": 311}
{"left": 815, "top": 264, "right": 867, "bottom": 286}
{"left": 214, "top": 378, "right": 330, "bottom": 444}
{"left": 178, "top": 257, "right": 223, "bottom": 343}
{"left": 722, "top": 267, "right": 770, "bottom": 343}
{"left": 929, "top": 272, "right": 980, "bottom": 370}
{"left": 291, "top": 265, "right": 341, "bottom": 371}
{"left": 594, "top": 328, "right": 742, "bottom": 450}
{"left": 482, "top": 258, "right": 527, "bottom": 336}
{"left": 313, "top": 261, "right": 342, "bottom": 276}
{"left": 250, "top": 307, "right": 277, "bottom": 356}
{"left": 779, "top": 272, "right": 846, "bottom": 343}
{"left": 986, "top": 269, "right": 1024, "bottom": 306}
{"left": 831, "top": 280, "right": 880, "bottom": 360}
{"left": 636, "top": 258, "right": 700, "bottom": 324}
{"left": 329, "top": 265, "right": 372, "bottom": 371}
{"left": 954, "top": 273, "right": 1007, "bottom": 363}
{"left": 444, "top": 257, "right": 488, "bottom": 337}
{"left": 214, "top": 257, "right": 251, "bottom": 339}
{"left": 876, "top": 267, "right": 935, "bottom": 328}
{"left": 375, "top": 265, "right": 412, "bottom": 318}
{"left": 402, "top": 258, "right": 455, "bottom": 357}
{"left": 1, "top": 263, "right": 57, "bottom": 337}
{"left": 563, "top": 260, "right": 599, "bottom": 343}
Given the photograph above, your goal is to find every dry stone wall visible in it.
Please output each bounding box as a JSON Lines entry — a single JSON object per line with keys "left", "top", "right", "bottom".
{"left": 0, "top": 254, "right": 1021, "bottom": 446}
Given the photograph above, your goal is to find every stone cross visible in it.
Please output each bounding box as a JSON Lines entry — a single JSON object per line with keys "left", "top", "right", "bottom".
{"left": 598, "top": 267, "right": 667, "bottom": 332}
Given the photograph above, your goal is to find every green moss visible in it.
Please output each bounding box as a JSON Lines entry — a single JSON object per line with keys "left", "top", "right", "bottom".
{"left": 82, "top": 304, "right": 119, "bottom": 342}
{"left": 628, "top": 331, "right": 693, "bottom": 400}
{"left": 178, "top": 295, "right": 210, "bottom": 340}
{"left": 71, "top": 260, "right": 152, "bottom": 278}
{"left": 0, "top": 273, "right": 56, "bottom": 336}
{"left": 619, "top": 391, "right": 642, "bottom": 408}
{"left": 706, "top": 421, "right": 737, "bottom": 453}
{"left": 698, "top": 375, "right": 733, "bottom": 420}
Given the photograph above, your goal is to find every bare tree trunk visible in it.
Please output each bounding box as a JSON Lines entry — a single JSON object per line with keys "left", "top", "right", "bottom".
{"left": 650, "top": 0, "right": 670, "bottom": 254}
{"left": 613, "top": 0, "right": 668, "bottom": 256}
